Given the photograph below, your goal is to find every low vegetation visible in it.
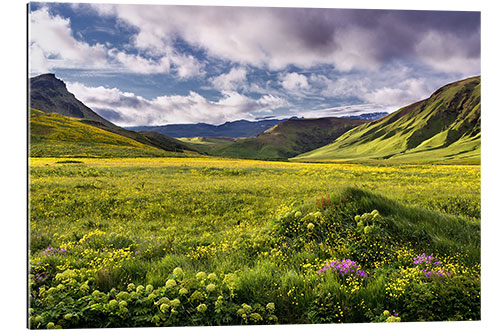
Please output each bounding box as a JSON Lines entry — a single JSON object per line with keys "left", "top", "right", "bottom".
{"left": 209, "top": 117, "right": 367, "bottom": 160}
{"left": 30, "top": 109, "right": 197, "bottom": 158}
{"left": 29, "top": 157, "right": 480, "bottom": 328}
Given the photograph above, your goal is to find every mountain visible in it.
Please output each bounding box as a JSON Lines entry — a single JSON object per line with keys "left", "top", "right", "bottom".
{"left": 29, "top": 109, "right": 195, "bottom": 158}
{"left": 293, "top": 76, "right": 480, "bottom": 164}
{"left": 343, "top": 112, "right": 389, "bottom": 121}
{"left": 126, "top": 118, "right": 287, "bottom": 138}
{"left": 209, "top": 117, "right": 368, "bottom": 160}
{"left": 177, "top": 137, "right": 237, "bottom": 155}
{"left": 30, "top": 74, "right": 119, "bottom": 129}
{"left": 29, "top": 73, "right": 195, "bottom": 155}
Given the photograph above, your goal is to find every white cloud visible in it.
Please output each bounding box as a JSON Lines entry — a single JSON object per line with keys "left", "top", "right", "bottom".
{"left": 280, "top": 72, "right": 309, "bottom": 91}
{"left": 210, "top": 67, "right": 248, "bottom": 91}
{"left": 108, "top": 48, "right": 204, "bottom": 77}
{"left": 29, "top": 7, "right": 108, "bottom": 73}
{"left": 297, "top": 104, "right": 396, "bottom": 118}
{"left": 29, "top": 7, "right": 204, "bottom": 78}
{"left": 307, "top": 66, "right": 456, "bottom": 109}
{"left": 256, "top": 94, "right": 288, "bottom": 110}
{"left": 310, "top": 74, "right": 370, "bottom": 99}
{"left": 90, "top": 5, "right": 480, "bottom": 74}
{"left": 66, "top": 82, "right": 288, "bottom": 126}
{"left": 170, "top": 53, "right": 205, "bottom": 78}
{"left": 363, "top": 78, "right": 431, "bottom": 106}
{"left": 110, "top": 50, "right": 171, "bottom": 74}
{"left": 415, "top": 31, "right": 481, "bottom": 76}
{"left": 328, "top": 27, "right": 381, "bottom": 71}
{"left": 96, "top": 5, "right": 342, "bottom": 70}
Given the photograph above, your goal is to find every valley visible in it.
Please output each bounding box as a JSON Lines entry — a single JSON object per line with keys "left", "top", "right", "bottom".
{"left": 28, "top": 74, "right": 481, "bottom": 328}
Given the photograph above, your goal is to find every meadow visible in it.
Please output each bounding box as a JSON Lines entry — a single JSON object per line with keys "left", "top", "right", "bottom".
{"left": 28, "top": 157, "right": 480, "bottom": 328}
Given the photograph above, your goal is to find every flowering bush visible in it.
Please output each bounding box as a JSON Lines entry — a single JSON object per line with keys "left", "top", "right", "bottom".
{"left": 29, "top": 159, "right": 481, "bottom": 327}
{"left": 41, "top": 246, "right": 68, "bottom": 257}
{"left": 317, "top": 259, "right": 367, "bottom": 278}
{"left": 355, "top": 210, "right": 382, "bottom": 234}
{"left": 413, "top": 253, "right": 451, "bottom": 278}
{"left": 28, "top": 266, "right": 279, "bottom": 328}
{"left": 370, "top": 309, "right": 401, "bottom": 323}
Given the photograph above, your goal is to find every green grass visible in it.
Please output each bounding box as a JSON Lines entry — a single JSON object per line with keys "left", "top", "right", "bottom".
{"left": 30, "top": 109, "right": 198, "bottom": 158}
{"left": 294, "top": 76, "right": 480, "bottom": 164}
{"left": 29, "top": 157, "right": 480, "bottom": 327}
{"left": 178, "top": 137, "right": 236, "bottom": 154}
{"left": 209, "top": 117, "right": 367, "bottom": 160}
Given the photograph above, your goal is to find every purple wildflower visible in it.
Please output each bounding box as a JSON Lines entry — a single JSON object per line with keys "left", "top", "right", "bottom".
{"left": 413, "top": 253, "right": 438, "bottom": 265}
{"left": 317, "top": 258, "right": 368, "bottom": 278}
{"left": 41, "top": 246, "right": 69, "bottom": 257}
{"left": 413, "top": 253, "right": 451, "bottom": 278}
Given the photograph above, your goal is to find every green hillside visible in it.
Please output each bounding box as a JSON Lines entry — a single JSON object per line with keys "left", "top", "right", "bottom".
{"left": 29, "top": 73, "right": 196, "bottom": 155}
{"left": 293, "top": 76, "right": 480, "bottom": 164}
{"left": 30, "top": 74, "right": 119, "bottom": 129}
{"left": 210, "top": 117, "right": 367, "bottom": 160}
{"left": 30, "top": 109, "right": 196, "bottom": 158}
{"left": 178, "top": 136, "right": 236, "bottom": 154}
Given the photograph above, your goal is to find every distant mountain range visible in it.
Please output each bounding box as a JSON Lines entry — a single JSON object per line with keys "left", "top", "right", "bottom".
{"left": 126, "top": 113, "right": 388, "bottom": 138}
{"left": 294, "top": 76, "right": 480, "bottom": 164}
{"left": 29, "top": 73, "right": 480, "bottom": 164}
{"left": 126, "top": 119, "right": 287, "bottom": 138}
{"left": 343, "top": 112, "right": 389, "bottom": 120}
{"left": 205, "top": 117, "right": 368, "bottom": 160}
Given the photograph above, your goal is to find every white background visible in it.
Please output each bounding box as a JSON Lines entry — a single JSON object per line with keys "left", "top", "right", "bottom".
{"left": 1, "top": 0, "right": 498, "bottom": 332}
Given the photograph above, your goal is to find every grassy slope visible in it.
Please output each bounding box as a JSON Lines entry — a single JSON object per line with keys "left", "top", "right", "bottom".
{"left": 294, "top": 76, "right": 480, "bottom": 164}
{"left": 30, "top": 74, "right": 195, "bottom": 154}
{"left": 210, "top": 117, "right": 367, "bottom": 160}
{"left": 30, "top": 74, "right": 120, "bottom": 130}
{"left": 78, "top": 119, "right": 196, "bottom": 153}
{"left": 29, "top": 158, "right": 480, "bottom": 325}
{"left": 178, "top": 137, "right": 236, "bottom": 154}
{"left": 30, "top": 109, "right": 197, "bottom": 158}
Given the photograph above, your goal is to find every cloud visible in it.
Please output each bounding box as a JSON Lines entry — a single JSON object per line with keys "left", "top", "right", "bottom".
{"left": 309, "top": 74, "right": 369, "bottom": 99}
{"left": 29, "top": 7, "right": 204, "bottom": 78}
{"left": 170, "top": 53, "right": 205, "bottom": 78}
{"left": 306, "top": 63, "right": 459, "bottom": 109}
{"left": 29, "top": 7, "right": 108, "bottom": 73}
{"left": 363, "top": 78, "right": 431, "bottom": 106}
{"left": 210, "top": 67, "right": 248, "bottom": 91}
{"left": 280, "top": 72, "right": 310, "bottom": 91}
{"left": 66, "top": 82, "right": 288, "bottom": 126}
{"left": 30, "top": 4, "right": 480, "bottom": 125}
{"left": 92, "top": 5, "right": 480, "bottom": 74}
{"left": 415, "top": 31, "right": 481, "bottom": 76}
{"left": 296, "top": 104, "right": 396, "bottom": 118}
{"left": 110, "top": 50, "right": 171, "bottom": 74}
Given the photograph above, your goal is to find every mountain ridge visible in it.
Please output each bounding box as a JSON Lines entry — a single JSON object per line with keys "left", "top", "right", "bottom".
{"left": 29, "top": 73, "right": 196, "bottom": 155}
{"left": 30, "top": 73, "right": 119, "bottom": 129}
{"left": 293, "top": 76, "right": 480, "bottom": 164}
{"left": 29, "top": 108, "right": 194, "bottom": 158}
{"left": 126, "top": 119, "right": 287, "bottom": 138}
{"left": 208, "top": 116, "right": 368, "bottom": 160}
{"left": 126, "top": 113, "right": 388, "bottom": 138}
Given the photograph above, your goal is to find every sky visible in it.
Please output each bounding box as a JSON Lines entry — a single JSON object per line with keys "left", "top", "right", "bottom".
{"left": 28, "top": 2, "right": 481, "bottom": 126}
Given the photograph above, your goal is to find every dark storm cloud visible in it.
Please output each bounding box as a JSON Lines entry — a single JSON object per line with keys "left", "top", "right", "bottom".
{"left": 277, "top": 8, "right": 480, "bottom": 65}
{"left": 87, "top": 4, "right": 479, "bottom": 73}
{"left": 287, "top": 9, "right": 339, "bottom": 54}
